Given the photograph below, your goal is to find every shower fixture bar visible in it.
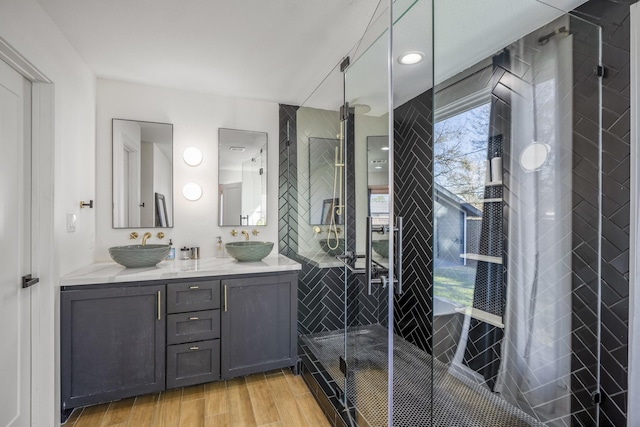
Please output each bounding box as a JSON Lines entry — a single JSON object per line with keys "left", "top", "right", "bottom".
{"left": 335, "top": 252, "right": 387, "bottom": 276}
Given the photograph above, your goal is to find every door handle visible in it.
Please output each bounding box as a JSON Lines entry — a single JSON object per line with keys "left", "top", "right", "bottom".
{"left": 157, "top": 291, "right": 161, "bottom": 320}
{"left": 395, "top": 216, "right": 403, "bottom": 295}
{"left": 22, "top": 274, "right": 39, "bottom": 288}
{"left": 224, "top": 285, "right": 228, "bottom": 312}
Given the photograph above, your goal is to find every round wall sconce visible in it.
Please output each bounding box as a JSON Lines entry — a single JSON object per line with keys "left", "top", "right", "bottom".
{"left": 182, "top": 183, "right": 202, "bottom": 201}
{"left": 183, "top": 147, "right": 203, "bottom": 166}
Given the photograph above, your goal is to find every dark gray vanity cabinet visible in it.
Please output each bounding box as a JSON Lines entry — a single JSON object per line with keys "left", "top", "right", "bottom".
{"left": 220, "top": 272, "right": 298, "bottom": 379}
{"left": 60, "top": 284, "right": 165, "bottom": 413}
{"left": 166, "top": 280, "right": 221, "bottom": 388}
{"left": 60, "top": 270, "right": 298, "bottom": 421}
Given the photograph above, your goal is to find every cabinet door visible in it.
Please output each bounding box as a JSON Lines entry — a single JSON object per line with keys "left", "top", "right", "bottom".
{"left": 221, "top": 273, "right": 297, "bottom": 378}
{"left": 167, "top": 339, "right": 220, "bottom": 389}
{"left": 60, "top": 285, "right": 165, "bottom": 412}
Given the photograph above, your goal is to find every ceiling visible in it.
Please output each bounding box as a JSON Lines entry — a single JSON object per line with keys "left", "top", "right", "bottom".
{"left": 35, "top": 0, "right": 382, "bottom": 105}
{"left": 36, "top": 0, "right": 588, "bottom": 109}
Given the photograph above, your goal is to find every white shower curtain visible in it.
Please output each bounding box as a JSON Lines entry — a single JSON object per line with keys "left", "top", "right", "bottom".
{"left": 495, "top": 16, "right": 573, "bottom": 426}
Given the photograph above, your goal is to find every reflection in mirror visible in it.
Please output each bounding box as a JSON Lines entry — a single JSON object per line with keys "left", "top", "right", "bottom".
{"left": 112, "top": 119, "right": 173, "bottom": 228}
{"left": 218, "top": 128, "right": 267, "bottom": 226}
{"left": 366, "top": 135, "right": 389, "bottom": 226}
{"left": 309, "top": 137, "right": 343, "bottom": 225}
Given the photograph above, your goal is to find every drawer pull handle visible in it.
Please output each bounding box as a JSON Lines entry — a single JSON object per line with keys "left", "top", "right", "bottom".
{"left": 189, "top": 316, "right": 199, "bottom": 320}
{"left": 189, "top": 346, "right": 199, "bottom": 351}
{"left": 189, "top": 285, "right": 199, "bottom": 290}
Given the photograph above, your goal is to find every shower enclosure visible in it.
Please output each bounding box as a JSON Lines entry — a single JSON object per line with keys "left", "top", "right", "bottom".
{"left": 280, "top": 1, "right": 603, "bottom": 425}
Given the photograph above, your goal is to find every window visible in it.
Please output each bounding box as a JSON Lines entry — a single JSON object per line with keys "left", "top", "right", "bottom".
{"left": 433, "top": 102, "right": 490, "bottom": 308}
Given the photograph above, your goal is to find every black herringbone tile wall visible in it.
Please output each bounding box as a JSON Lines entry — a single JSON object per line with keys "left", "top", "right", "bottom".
{"left": 279, "top": 104, "right": 299, "bottom": 256}
{"left": 280, "top": 105, "right": 381, "bottom": 338}
{"left": 572, "top": 1, "right": 633, "bottom": 425}
{"left": 393, "top": 89, "right": 434, "bottom": 353}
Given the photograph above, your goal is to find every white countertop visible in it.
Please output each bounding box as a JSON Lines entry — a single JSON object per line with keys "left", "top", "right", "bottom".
{"left": 60, "top": 254, "right": 301, "bottom": 287}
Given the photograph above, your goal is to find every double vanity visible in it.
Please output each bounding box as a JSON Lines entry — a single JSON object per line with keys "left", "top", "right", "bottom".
{"left": 59, "top": 255, "right": 301, "bottom": 421}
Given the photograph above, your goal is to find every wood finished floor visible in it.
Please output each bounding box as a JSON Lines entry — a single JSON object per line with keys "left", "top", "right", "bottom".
{"left": 65, "top": 369, "right": 331, "bottom": 427}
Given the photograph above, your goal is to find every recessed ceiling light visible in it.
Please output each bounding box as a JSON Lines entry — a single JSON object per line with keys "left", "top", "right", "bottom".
{"left": 375, "top": 166, "right": 382, "bottom": 169}
{"left": 398, "top": 52, "right": 424, "bottom": 65}
{"left": 381, "top": 146, "right": 389, "bottom": 151}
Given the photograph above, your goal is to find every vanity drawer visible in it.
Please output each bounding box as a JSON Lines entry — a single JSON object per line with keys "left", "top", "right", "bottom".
{"left": 167, "top": 280, "right": 220, "bottom": 313}
{"left": 167, "top": 310, "right": 220, "bottom": 345}
{"left": 166, "top": 339, "right": 220, "bottom": 389}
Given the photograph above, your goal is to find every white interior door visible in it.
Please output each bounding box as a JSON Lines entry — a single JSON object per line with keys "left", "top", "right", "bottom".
{"left": 0, "top": 58, "right": 32, "bottom": 426}
{"left": 221, "top": 182, "right": 242, "bottom": 225}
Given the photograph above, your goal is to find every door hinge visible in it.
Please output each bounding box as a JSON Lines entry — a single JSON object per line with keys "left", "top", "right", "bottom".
{"left": 22, "top": 274, "right": 39, "bottom": 288}
{"left": 340, "top": 102, "right": 350, "bottom": 121}
{"left": 594, "top": 65, "right": 605, "bottom": 78}
{"left": 339, "top": 356, "right": 348, "bottom": 377}
{"left": 340, "top": 56, "right": 350, "bottom": 72}
{"left": 591, "top": 390, "right": 602, "bottom": 404}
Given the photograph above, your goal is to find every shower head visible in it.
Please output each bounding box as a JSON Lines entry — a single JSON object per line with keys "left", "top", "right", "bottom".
{"left": 351, "top": 103, "right": 371, "bottom": 114}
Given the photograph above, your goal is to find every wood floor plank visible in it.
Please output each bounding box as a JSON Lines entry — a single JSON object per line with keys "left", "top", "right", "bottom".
{"left": 156, "top": 388, "right": 183, "bottom": 427}
{"left": 182, "top": 384, "right": 205, "bottom": 402}
{"left": 70, "top": 375, "right": 328, "bottom": 427}
{"left": 204, "top": 413, "right": 230, "bottom": 427}
{"left": 100, "top": 398, "right": 135, "bottom": 426}
{"left": 73, "top": 403, "right": 109, "bottom": 427}
{"left": 266, "top": 375, "right": 308, "bottom": 427}
{"left": 263, "top": 369, "right": 284, "bottom": 377}
{"left": 204, "top": 381, "right": 227, "bottom": 416}
{"left": 227, "top": 378, "right": 258, "bottom": 427}
{"left": 282, "top": 371, "right": 311, "bottom": 396}
{"left": 296, "top": 393, "right": 331, "bottom": 427}
{"left": 65, "top": 407, "right": 83, "bottom": 426}
{"left": 127, "top": 393, "right": 160, "bottom": 427}
{"left": 245, "top": 374, "right": 280, "bottom": 426}
{"left": 178, "top": 398, "right": 205, "bottom": 427}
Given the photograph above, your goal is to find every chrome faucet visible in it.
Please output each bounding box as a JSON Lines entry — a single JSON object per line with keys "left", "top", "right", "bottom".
{"left": 141, "top": 232, "right": 152, "bottom": 246}
{"left": 241, "top": 230, "right": 249, "bottom": 241}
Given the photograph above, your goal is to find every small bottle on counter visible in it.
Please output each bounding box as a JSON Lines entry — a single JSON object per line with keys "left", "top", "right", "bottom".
{"left": 180, "top": 246, "right": 190, "bottom": 260}
{"left": 166, "top": 239, "right": 175, "bottom": 260}
{"left": 215, "top": 236, "right": 226, "bottom": 258}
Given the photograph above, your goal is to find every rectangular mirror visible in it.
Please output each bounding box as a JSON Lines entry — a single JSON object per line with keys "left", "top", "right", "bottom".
{"left": 309, "top": 137, "right": 343, "bottom": 226}
{"left": 218, "top": 128, "right": 267, "bottom": 226}
{"left": 112, "top": 119, "right": 173, "bottom": 228}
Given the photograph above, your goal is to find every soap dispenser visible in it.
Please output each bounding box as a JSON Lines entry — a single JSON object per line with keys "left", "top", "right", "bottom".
{"left": 166, "top": 239, "right": 175, "bottom": 260}
{"left": 215, "top": 236, "right": 226, "bottom": 258}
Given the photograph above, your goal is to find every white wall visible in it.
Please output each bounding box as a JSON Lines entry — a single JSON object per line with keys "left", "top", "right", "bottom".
{"left": 0, "top": 1, "right": 96, "bottom": 425}
{"left": 0, "top": 0, "right": 97, "bottom": 275}
{"left": 96, "top": 79, "right": 279, "bottom": 257}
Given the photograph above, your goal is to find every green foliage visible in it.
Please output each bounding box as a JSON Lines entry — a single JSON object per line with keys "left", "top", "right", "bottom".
{"left": 434, "top": 265, "right": 476, "bottom": 307}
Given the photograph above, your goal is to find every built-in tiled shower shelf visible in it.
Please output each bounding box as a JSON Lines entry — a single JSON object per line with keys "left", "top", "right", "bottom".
{"left": 484, "top": 181, "right": 503, "bottom": 187}
{"left": 481, "top": 198, "right": 502, "bottom": 203}
{"left": 460, "top": 253, "right": 502, "bottom": 264}
{"left": 455, "top": 306, "right": 504, "bottom": 328}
